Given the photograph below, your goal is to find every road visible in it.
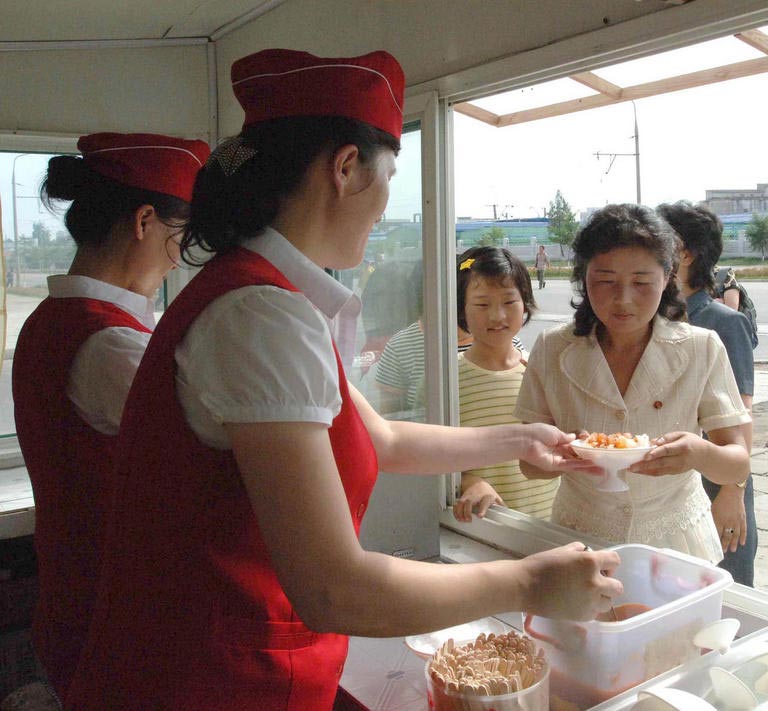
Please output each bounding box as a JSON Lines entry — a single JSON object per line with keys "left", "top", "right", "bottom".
{"left": 523, "top": 279, "right": 768, "bottom": 361}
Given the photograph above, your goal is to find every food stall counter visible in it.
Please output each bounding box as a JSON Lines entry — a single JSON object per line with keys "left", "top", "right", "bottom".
{"left": 339, "top": 527, "right": 768, "bottom": 711}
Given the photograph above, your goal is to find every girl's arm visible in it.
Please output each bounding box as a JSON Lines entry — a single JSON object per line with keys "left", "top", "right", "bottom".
{"left": 629, "top": 422, "right": 750, "bottom": 485}
{"left": 453, "top": 473, "right": 504, "bottom": 522}
{"left": 226, "top": 419, "right": 623, "bottom": 636}
{"left": 349, "top": 384, "right": 596, "bottom": 476}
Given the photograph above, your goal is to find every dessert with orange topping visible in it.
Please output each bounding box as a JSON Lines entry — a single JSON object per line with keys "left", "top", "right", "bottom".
{"left": 583, "top": 432, "right": 650, "bottom": 449}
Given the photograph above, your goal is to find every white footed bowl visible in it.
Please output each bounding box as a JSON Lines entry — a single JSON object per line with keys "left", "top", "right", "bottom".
{"left": 570, "top": 439, "right": 656, "bottom": 492}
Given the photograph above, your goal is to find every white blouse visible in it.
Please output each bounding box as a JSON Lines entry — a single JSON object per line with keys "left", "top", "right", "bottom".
{"left": 175, "top": 227, "right": 357, "bottom": 450}
{"left": 514, "top": 316, "right": 751, "bottom": 563}
{"left": 50, "top": 274, "right": 156, "bottom": 436}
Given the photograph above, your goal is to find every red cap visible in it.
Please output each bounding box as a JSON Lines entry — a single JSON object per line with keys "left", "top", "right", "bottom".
{"left": 77, "top": 133, "right": 211, "bottom": 202}
{"left": 231, "top": 49, "right": 404, "bottom": 140}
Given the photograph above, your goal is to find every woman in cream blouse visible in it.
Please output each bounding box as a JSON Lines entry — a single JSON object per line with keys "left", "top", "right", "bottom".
{"left": 515, "top": 204, "right": 751, "bottom": 564}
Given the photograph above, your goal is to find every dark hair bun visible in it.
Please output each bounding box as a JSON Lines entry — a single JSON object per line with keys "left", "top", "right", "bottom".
{"left": 43, "top": 155, "right": 91, "bottom": 202}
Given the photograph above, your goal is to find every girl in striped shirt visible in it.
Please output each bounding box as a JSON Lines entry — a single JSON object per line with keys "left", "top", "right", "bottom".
{"left": 453, "top": 246, "right": 559, "bottom": 521}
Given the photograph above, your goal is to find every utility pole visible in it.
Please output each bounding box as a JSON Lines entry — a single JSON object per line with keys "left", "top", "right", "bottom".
{"left": 594, "top": 100, "right": 642, "bottom": 204}
{"left": 632, "top": 100, "right": 641, "bottom": 205}
{"left": 485, "top": 203, "right": 514, "bottom": 220}
{"left": 11, "top": 153, "right": 31, "bottom": 287}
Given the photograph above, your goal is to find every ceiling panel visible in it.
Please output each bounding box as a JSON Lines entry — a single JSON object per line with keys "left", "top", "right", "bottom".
{"left": 0, "top": 0, "right": 283, "bottom": 42}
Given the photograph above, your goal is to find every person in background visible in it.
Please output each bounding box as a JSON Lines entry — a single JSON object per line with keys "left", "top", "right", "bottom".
{"left": 453, "top": 246, "right": 558, "bottom": 522}
{"left": 715, "top": 265, "right": 742, "bottom": 311}
{"left": 66, "top": 49, "right": 621, "bottom": 711}
{"left": 374, "top": 261, "right": 425, "bottom": 414}
{"left": 11, "top": 133, "right": 209, "bottom": 700}
{"left": 534, "top": 243, "right": 551, "bottom": 289}
{"left": 359, "top": 256, "right": 421, "bottom": 362}
{"left": 713, "top": 264, "right": 759, "bottom": 350}
{"left": 516, "top": 204, "right": 751, "bottom": 563}
{"left": 658, "top": 200, "right": 757, "bottom": 586}
{"left": 375, "top": 260, "right": 526, "bottom": 416}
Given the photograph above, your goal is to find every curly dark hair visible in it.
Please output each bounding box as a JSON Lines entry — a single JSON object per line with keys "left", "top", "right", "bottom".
{"left": 656, "top": 200, "right": 723, "bottom": 295}
{"left": 456, "top": 245, "right": 536, "bottom": 332}
{"left": 570, "top": 204, "right": 686, "bottom": 336}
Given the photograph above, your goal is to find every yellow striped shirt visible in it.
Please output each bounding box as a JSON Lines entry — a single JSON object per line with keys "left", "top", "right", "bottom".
{"left": 458, "top": 353, "right": 558, "bottom": 519}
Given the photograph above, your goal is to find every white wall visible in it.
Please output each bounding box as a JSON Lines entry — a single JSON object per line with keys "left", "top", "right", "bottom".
{"left": 2, "top": 0, "right": 768, "bottom": 145}
{"left": 0, "top": 44, "right": 210, "bottom": 141}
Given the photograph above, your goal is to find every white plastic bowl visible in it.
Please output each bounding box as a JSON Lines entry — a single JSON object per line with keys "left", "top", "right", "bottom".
{"left": 405, "top": 616, "right": 510, "bottom": 658}
{"left": 570, "top": 439, "right": 656, "bottom": 491}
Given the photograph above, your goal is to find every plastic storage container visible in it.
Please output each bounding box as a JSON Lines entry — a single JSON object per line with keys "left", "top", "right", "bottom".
{"left": 589, "top": 625, "right": 768, "bottom": 710}
{"left": 425, "top": 660, "right": 549, "bottom": 711}
{"left": 523, "top": 544, "right": 732, "bottom": 709}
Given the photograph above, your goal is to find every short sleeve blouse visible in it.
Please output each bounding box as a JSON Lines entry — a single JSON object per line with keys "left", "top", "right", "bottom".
{"left": 176, "top": 285, "right": 342, "bottom": 449}
{"left": 47, "top": 274, "right": 156, "bottom": 435}
{"left": 174, "top": 228, "right": 352, "bottom": 450}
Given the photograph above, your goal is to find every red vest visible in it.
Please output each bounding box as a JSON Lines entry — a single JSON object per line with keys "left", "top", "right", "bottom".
{"left": 12, "top": 297, "right": 151, "bottom": 698}
{"left": 66, "top": 249, "right": 379, "bottom": 711}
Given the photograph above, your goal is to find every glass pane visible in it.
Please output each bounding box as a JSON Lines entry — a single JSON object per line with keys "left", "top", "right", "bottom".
{"left": 1, "top": 152, "right": 72, "bottom": 439}
{"left": 451, "top": 38, "right": 768, "bottom": 529}
{"left": 343, "top": 125, "right": 424, "bottom": 421}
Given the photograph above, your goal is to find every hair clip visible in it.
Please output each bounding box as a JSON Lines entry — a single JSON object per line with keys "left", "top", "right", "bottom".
{"left": 459, "top": 258, "right": 475, "bottom": 271}
{"left": 210, "top": 136, "right": 258, "bottom": 177}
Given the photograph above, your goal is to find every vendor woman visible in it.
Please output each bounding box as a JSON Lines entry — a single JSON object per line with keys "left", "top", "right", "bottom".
{"left": 66, "top": 49, "right": 622, "bottom": 711}
{"left": 12, "top": 133, "right": 209, "bottom": 699}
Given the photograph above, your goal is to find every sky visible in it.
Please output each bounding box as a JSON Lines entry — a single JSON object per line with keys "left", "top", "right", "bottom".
{"left": 388, "top": 30, "right": 768, "bottom": 222}
{"left": 0, "top": 152, "right": 61, "bottom": 242}
{"left": 3, "top": 31, "right": 768, "bottom": 239}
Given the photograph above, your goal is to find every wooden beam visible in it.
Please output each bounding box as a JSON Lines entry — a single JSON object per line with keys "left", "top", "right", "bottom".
{"left": 736, "top": 28, "right": 768, "bottom": 56}
{"left": 495, "top": 55, "right": 768, "bottom": 127}
{"left": 571, "top": 71, "right": 623, "bottom": 99}
{"left": 452, "top": 102, "right": 500, "bottom": 127}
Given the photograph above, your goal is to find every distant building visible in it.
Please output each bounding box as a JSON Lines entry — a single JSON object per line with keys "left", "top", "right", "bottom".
{"left": 453, "top": 218, "right": 550, "bottom": 248}
{"left": 704, "top": 184, "right": 768, "bottom": 216}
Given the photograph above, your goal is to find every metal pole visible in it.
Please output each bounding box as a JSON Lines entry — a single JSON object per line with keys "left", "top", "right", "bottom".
{"left": 11, "top": 154, "right": 26, "bottom": 287}
{"left": 632, "top": 101, "right": 641, "bottom": 205}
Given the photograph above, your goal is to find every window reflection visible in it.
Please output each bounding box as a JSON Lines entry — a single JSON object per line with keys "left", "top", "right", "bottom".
{"left": 343, "top": 128, "right": 424, "bottom": 423}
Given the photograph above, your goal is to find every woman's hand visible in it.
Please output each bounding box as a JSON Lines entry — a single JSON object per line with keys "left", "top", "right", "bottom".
{"left": 518, "top": 542, "right": 623, "bottom": 620}
{"left": 710, "top": 485, "right": 747, "bottom": 553}
{"left": 522, "top": 423, "right": 603, "bottom": 474}
{"left": 629, "top": 429, "right": 750, "bottom": 487}
{"left": 628, "top": 431, "right": 703, "bottom": 477}
{"left": 453, "top": 475, "right": 504, "bottom": 522}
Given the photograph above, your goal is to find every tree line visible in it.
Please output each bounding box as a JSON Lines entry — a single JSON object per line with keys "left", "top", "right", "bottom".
{"left": 477, "top": 191, "right": 768, "bottom": 261}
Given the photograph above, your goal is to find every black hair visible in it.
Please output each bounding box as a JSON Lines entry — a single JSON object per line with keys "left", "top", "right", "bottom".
{"left": 40, "top": 155, "right": 190, "bottom": 248}
{"left": 656, "top": 200, "right": 723, "bottom": 295}
{"left": 181, "top": 116, "right": 401, "bottom": 264}
{"left": 456, "top": 245, "right": 536, "bottom": 332}
{"left": 571, "top": 203, "right": 686, "bottom": 336}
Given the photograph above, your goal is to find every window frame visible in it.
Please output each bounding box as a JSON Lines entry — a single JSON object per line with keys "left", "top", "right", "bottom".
{"left": 2, "top": 136, "right": 79, "bottom": 465}
{"left": 427, "top": 4, "right": 768, "bottom": 549}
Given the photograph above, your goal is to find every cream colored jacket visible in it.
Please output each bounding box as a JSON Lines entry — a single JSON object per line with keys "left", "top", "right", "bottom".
{"left": 515, "top": 316, "right": 750, "bottom": 563}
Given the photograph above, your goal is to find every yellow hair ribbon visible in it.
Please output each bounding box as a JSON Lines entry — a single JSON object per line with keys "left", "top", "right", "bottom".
{"left": 459, "top": 258, "right": 475, "bottom": 271}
